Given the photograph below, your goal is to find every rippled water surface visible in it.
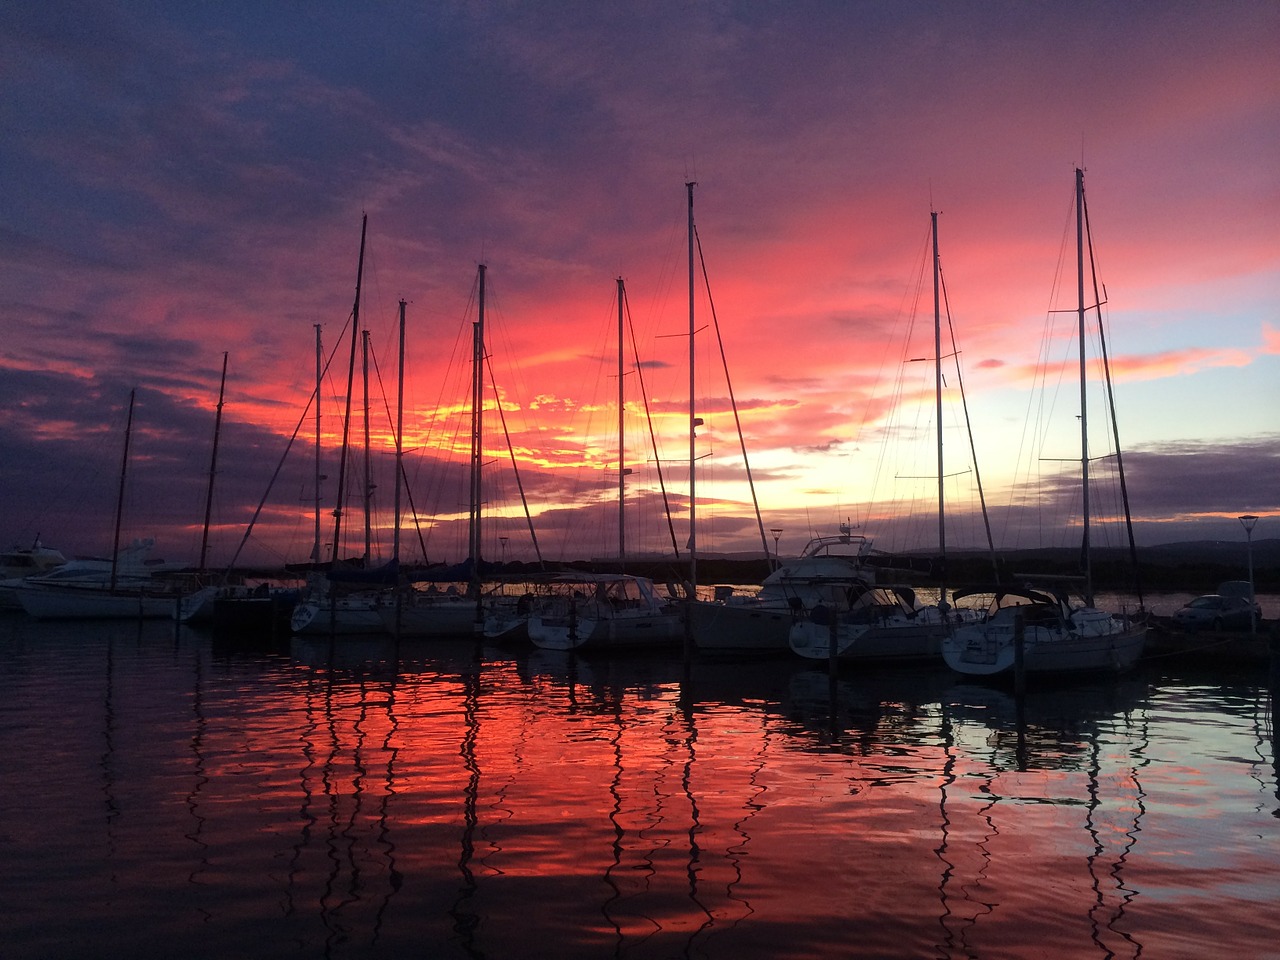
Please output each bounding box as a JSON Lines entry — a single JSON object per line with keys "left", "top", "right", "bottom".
{"left": 2, "top": 617, "right": 1277, "bottom": 959}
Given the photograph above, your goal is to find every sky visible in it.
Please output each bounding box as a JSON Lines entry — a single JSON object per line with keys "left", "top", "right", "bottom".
{"left": 1, "top": 1, "right": 1277, "bottom": 570}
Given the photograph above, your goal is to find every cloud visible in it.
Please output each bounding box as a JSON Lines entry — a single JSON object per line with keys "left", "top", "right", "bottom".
{"left": 2, "top": 1, "right": 1277, "bottom": 565}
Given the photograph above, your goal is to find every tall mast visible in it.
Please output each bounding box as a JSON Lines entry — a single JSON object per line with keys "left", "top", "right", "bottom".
{"left": 1084, "top": 193, "right": 1144, "bottom": 608}
{"left": 311, "top": 323, "right": 323, "bottom": 562}
{"left": 687, "top": 181, "right": 697, "bottom": 592}
{"left": 932, "top": 211, "right": 946, "bottom": 609}
{"left": 109, "top": 389, "right": 136, "bottom": 593}
{"left": 469, "top": 264, "right": 486, "bottom": 569}
{"left": 1076, "top": 167, "right": 1092, "bottom": 605}
{"left": 330, "top": 213, "right": 367, "bottom": 564}
{"left": 617, "top": 276, "right": 628, "bottom": 565}
{"left": 362, "top": 327, "right": 372, "bottom": 565}
{"left": 199, "top": 352, "right": 228, "bottom": 573}
{"left": 393, "top": 299, "right": 406, "bottom": 564}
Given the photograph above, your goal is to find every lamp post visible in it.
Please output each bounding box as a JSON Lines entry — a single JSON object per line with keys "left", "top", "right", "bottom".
{"left": 499, "top": 536, "right": 508, "bottom": 563}
{"left": 770, "top": 528, "right": 783, "bottom": 570}
{"left": 1239, "top": 515, "right": 1258, "bottom": 636}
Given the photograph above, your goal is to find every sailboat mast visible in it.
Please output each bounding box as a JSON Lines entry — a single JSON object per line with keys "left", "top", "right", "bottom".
{"left": 362, "top": 328, "right": 372, "bottom": 565}
{"left": 199, "top": 352, "right": 228, "bottom": 573}
{"left": 393, "top": 299, "right": 405, "bottom": 564}
{"left": 312, "top": 323, "right": 323, "bottom": 562}
{"left": 617, "top": 276, "right": 627, "bottom": 565}
{"left": 1076, "top": 167, "right": 1092, "bottom": 604}
{"left": 469, "top": 264, "right": 486, "bottom": 568}
{"left": 1083, "top": 196, "right": 1144, "bottom": 608}
{"left": 932, "top": 211, "right": 946, "bottom": 608}
{"left": 687, "top": 181, "right": 697, "bottom": 592}
{"left": 330, "top": 213, "right": 367, "bottom": 564}
{"left": 109, "top": 389, "right": 136, "bottom": 593}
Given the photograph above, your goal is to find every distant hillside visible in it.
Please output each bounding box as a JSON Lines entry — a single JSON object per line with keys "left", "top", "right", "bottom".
{"left": 1138, "top": 538, "right": 1280, "bottom": 567}
{"left": 679, "top": 538, "right": 1280, "bottom": 592}
{"left": 232, "top": 538, "right": 1278, "bottom": 594}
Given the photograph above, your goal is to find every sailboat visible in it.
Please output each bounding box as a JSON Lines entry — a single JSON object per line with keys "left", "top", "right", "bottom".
{"left": 18, "top": 391, "right": 186, "bottom": 619}
{"left": 527, "top": 273, "right": 685, "bottom": 652}
{"left": 176, "top": 352, "right": 235, "bottom": 625}
{"left": 676, "top": 184, "right": 824, "bottom": 656}
{"left": 942, "top": 168, "right": 1147, "bottom": 678}
{"left": 381, "top": 265, "right": 493, "bottom": 638}
{"left": 788, "top": 211, "right": 987, "bottom": 662}
{"left": 292, "top": 215, "right": 390, "bottom": 635}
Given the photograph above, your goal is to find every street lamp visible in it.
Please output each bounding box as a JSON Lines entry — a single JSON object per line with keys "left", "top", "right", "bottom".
{"left": 499, "top": 536, "right": 509, "bottom": 563}
{"left": 1238, "top": 515, "right": 1258, "bottom": 636}
{"left": 770, "top": 528, "right": 783, "bottom": 570}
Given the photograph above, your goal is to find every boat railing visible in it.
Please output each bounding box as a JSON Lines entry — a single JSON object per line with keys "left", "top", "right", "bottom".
{"left": 798, "top": 533, "right": 872, "bottom": 559}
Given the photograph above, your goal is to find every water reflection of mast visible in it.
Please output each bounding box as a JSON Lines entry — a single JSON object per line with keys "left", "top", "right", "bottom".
{"left": 335, "top": 672, "right": 373, "bottom": 933}
{"left": 934, "top": 706, "right": 959, "bottom": 952}
{"left": 372, "top": 665, "right": 402, "bottom": 942}
{"left": 1085, "top": 698, "right": 1148, "bottom": 958}
{"left": 678, "top": 685, "right": 715, "bottom": 954}
{"left": 933, "top": 696, "right": 1001, "bottom": 956}
{"left": 286, "top": 658, "right": 322, "bottom": 920}
{"left": 602, "top": 689, "right": 627, "bottom": 951}
{"left": 722, "top": 715, "right": 766, "bottom": 933}
{"left": 318, "top": 658, "right": 350, "bottom": 948}
{"left": 100, "top": 633, "right": 119, "bottom": 865}
{"left": 184, "top": 648, "right": 210, "bottom": 892}
{"left": 450, "top": 653, "right": 483, "bottom": 955}
{"left": 1259, "top": 671, "right": 1279, "bottom": 817}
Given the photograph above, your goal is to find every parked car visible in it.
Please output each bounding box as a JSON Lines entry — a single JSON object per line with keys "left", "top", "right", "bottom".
{"left": 1172, "top": 594, "right": 1261, "bottom": 631}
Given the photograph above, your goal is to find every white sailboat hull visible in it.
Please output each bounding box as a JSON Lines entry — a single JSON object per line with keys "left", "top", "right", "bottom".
{"left": 788, "top": 618, "right": 864, "bottom": 659}
{"left": 290, "top": 595, "right": 386, "bottom": 635}
{"left": 528, "top": 606, "right": 684, "bottom": 651}
{"left": 688, "top": 599, "right": 793, "bottom": 653}
{"left": 378, "top": 597, "right": 480, "bottom": 638}
{"left": 18, "top": 586, "right": 177, "bottom": 620}
{"left": 942, "top": 617, "right": 1146, "bottom": 677}
{"left": 482, "top": 604, "right": 529, "bottom": 643}
{"left": 177, "top": 585, "right": 218, "bottom": 623}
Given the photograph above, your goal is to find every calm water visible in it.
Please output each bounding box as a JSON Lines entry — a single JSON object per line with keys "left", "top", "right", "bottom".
{"left": 2, "top": 615, "right": 1277, "bottom": 960}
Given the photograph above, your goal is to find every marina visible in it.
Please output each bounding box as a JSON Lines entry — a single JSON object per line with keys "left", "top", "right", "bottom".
{"left": 3, "top": 8, "right": 1277, "bottom": 960}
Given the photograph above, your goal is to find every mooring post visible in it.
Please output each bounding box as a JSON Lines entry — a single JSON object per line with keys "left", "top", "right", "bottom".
{"left": 1013, "top": 610, "right": 1027, "bottom": 697}
{"left": 829, "top": 608, "right": 839, "bottom": 677}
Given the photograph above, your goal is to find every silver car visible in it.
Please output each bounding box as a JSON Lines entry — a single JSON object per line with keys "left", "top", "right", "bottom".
{"left": 1172, "top": 594, "right": 1261, "bottom": 631}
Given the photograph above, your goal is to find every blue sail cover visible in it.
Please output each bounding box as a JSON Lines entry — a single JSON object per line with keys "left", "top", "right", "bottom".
{"left": 401, "top": 558, "right": 507, "bottom": 583}
{"left": 325, "top": 558, "right": 400, "bottom": 585}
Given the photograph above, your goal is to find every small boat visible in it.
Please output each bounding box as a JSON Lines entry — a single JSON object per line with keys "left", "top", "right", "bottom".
{"left": 12, "top": 392, "right": 186, "bottom": 620}
{"left": 527, "top": 573, "right": 684, "bottom": 652}
{"left": 691, "top": 528, "right": 874, "bottom": 655}
{"left": 0, "top": 541, "right": 67, "bottom": 580}
{"left": 0, "top": 541, "right": 69, "bottom": 609}
{"left": 13, "top": 539, "right": 184, "bottom": 620}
